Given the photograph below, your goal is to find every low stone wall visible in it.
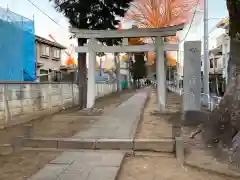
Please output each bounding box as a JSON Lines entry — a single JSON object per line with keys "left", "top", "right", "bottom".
{"left": 0, "top": 83, "right": 117, "bottom": 125}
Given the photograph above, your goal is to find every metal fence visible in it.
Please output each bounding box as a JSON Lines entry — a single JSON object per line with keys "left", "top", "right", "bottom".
{"left": 167, "top": 83, "right": 222, "bottom": 111}
{"left": 0, "top": 82, "right": 117, "bottom": 126}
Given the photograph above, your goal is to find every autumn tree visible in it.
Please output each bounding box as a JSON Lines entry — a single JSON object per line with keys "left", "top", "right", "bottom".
{"left": 50, "top": 0, "right": 133, "bottom": 108}
{"left": 126, "top": 0, "right": 201, "bottom": 65}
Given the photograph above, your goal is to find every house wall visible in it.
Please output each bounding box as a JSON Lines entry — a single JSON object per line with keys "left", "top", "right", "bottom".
{"left": 36, "top": 41, "right": 62, "bottom": 79}
{"left": 211, "top": 33, "right": 230, "bottom": 79}
{"left": 221, "top": 34, "right": 230, "bottom": 79}
{"left": 209, "top": 53, "right": 224, "bottom": 74}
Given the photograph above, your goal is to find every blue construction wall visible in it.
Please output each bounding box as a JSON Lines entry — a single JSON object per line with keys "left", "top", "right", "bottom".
{"left": 0, "top": 7, "right": 35, "bottom": 81}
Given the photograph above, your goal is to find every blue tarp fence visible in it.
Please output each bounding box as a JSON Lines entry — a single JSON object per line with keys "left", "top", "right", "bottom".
{"left": 0, "top": 7, "right": 35, "bottom": 81}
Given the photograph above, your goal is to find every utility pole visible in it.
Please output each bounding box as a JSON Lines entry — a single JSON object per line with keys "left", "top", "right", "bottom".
{"left": 203, "top": 0, "right": 209, "bottom": 94}
{"left": 177, "top": 50, "right": 180, "bottom": 89}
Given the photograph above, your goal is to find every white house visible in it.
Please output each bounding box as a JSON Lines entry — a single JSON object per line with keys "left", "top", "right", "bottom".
{"left": 208, "top": 47, "right": 224, "bottom": 75}
{"left": 216, "top": 18, "right": 230, "bottom": 82}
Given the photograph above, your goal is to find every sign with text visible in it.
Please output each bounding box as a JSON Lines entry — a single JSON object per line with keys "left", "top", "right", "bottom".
{"left": 183, "top": 41, "right": 201, "bottom": 111}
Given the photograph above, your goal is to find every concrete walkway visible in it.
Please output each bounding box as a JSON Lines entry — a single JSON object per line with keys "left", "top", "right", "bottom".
{"left": 74, "top": 89, "right": 149, "bottom": 139}
{"left": 29, "top": 151, "right": 125, "bottom": 180}
{"left": 28, "top": 89, "right": 149, "bottom": 180}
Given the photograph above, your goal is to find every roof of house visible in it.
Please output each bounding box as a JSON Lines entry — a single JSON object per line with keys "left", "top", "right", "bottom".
{"left": 216, "top": 17, "right": 229, "bottom": 29}
{"left": 35, "top": 35, "right": 67, "bottom": 49}
{"left": 209, "top": 47, "right": 222, "bottom": 55}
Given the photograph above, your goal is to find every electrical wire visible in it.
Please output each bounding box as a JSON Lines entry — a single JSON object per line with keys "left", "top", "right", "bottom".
{"left": 179, "top": 0, "right": 200, "bottom": 43}
{"left": 26, "top": 0, "right": 68, "bottom": 32}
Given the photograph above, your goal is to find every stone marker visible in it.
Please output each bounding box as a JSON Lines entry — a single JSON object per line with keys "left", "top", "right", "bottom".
{"left": 183, "top": 41, "right": 201, "bottom": 125}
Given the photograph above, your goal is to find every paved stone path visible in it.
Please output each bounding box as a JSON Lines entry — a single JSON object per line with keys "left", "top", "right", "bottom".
{"left": 28, "top": 89, "right": 149, "bottom": 180}
{"left": 29, "top": 151, "right": 125, "bottom": 180}
{"left": 74, "top": 88, "right": 149, "bottom": 139}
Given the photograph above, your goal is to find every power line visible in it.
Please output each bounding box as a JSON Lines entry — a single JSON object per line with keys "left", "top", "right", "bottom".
{"left": 26, "top": 0, "right": 68, "bottom": 32}
{"left": 179, "top": 0, "right": 200, "bottom": 43}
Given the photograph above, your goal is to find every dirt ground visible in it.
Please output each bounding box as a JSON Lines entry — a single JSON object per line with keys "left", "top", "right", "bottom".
{"left": 118, "top": 155, "right": 236, "bottom": 180}
{"left": 0, "top": 89, "right": 135, "bottom": 143}
{"left": 0, "top": 90, "right": 135, "bottom": 180}
{"left": 125, "top": 89, "right": 239, "bottom": 180}
{"left": 31, "top": 90, "right": 135, "bottom": 138}
{"left": 0, "top": 151, "right": 60, "bottom": 180}
{"left": 136, "top": 90, "right": 181, "bottom": 139}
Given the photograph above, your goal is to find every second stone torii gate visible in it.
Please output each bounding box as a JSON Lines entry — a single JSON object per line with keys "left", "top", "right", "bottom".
{"left": 70, "top": 24, "right": 184, "bottom": 109}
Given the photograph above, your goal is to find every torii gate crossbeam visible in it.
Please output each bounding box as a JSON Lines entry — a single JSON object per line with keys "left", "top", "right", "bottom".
{"left": 70, "top": 24, "right": 184, "bottom": 110}
{"left": 75, "top": 43, "right": 179, "bottom": 53}
{"left": 70, "top": 23, "right": 184, "bottom": 38}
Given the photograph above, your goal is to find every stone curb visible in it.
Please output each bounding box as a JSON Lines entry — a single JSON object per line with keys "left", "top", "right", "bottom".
{"left": 19, "top": 137, "right": 175, "bottom": 152}
{"left": 184, "top": 160, "right": 240, "bottom": 179}
{"left": 175, "top": 136, "right": 184, "bottom": 163}
{"left": 134, "top": 139, "right": 175, "bottom": 152}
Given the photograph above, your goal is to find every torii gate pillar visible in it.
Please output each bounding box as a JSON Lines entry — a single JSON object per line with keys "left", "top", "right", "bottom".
{"left": 87, "top": 38, "right": 96, "bottom": 108}
{"left": 155, "top": 36, "right": 166, "bottom": 110}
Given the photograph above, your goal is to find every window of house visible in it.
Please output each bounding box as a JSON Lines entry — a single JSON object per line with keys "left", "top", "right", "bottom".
{"left": 41, "top": 45, "right": 50, "bottom": 57}
{"left": 53, "top": 48, "right": 61, "bottom": 59}
{"left": 210, "top": 59, "right": 213, "bottom": 68}
{"left": 40, "top": 69, "right": 48, "bottom": 74}
{"left": 52, "top": 70, "right": 62, "bottom": 81}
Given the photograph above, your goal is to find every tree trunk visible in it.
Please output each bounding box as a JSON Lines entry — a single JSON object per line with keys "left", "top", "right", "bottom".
{"left": 133, "top": 79, "right": 137, "bottom": 89}
{"left": 227, "top": 0, "right": 240, "bottom": 77}
{"left": 201, "top": 1, "right": 240, "bottom": 162}
{"left": 114, "top": 52, "right": 121, "bottom": 92}
{"left": 127, "top": 53, "right": 131, "bottom": 89}
{"left": 227, "top": 57, "right": 236, "bottom": 86}
{"left": 77, "top": 38, "right": 87, "bottom": 109}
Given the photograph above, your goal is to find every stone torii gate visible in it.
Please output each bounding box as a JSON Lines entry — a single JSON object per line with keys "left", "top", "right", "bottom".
{"left": 70, "top": 24, "right": 184, "bottom": 109}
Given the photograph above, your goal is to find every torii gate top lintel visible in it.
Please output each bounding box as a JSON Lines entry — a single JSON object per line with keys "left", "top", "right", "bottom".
{"left": 70, "top": 23, "right": 184, "bottom": 38}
